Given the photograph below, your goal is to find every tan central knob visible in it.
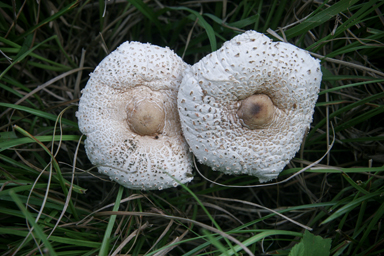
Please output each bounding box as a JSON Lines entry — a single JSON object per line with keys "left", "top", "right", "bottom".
{"left": 237, "top": 94, "right": 274, "bottom": 129}
{"left": 128, "top": 101, "right": 165, "bottom": 136}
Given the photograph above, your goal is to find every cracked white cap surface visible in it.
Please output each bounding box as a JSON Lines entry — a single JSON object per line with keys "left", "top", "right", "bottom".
{"left": 77, "top": 41, "right": 193, "bottom": 190}
{"left": 177, "top": 31, "right": 322, "bottom": 182}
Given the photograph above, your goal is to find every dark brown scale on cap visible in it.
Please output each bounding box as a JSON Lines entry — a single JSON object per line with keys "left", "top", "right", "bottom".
{"left": 237, "top": 94, "right": 274, "bottom": 129}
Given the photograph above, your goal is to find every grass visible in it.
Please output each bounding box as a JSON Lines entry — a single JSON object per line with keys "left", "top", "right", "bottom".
{"left": 1, "top": 0, "right": 384, "bottom": 255}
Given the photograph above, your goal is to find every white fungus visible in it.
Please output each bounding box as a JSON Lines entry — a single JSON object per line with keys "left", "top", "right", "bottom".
{"left": 177, "top": 31, "right": 322, "bottom": 182}
{"left": 76, "top": 42, "right": 193, "bottom": 190}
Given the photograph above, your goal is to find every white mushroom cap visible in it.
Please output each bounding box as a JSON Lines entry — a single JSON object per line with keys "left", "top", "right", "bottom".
{"left": 178, "top": 31, "right": 322, "bottom": 182}
{"left": 76, "top": 41, "right": 193, "bottom": 190}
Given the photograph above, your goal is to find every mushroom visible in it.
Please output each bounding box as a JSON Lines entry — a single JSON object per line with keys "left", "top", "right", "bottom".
{"left": 76, "top": 41, "right": 193, "bottom": 190}
{"left": 177, "top": 31, "right": 322, "bottom": 182}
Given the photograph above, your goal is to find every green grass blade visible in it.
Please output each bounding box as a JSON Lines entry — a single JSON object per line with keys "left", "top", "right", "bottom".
{"left": 167, "top": 6, "right": 217, "bottom": 52}
{"left": 319, "top": 79, "right": 384, "bottom": 95}
{"left": 307, "top": 91, "right": 384, "bottom": 144}
{"left": 0, "top": 134, "right": 81, "bottom": 152}
{"left": 353, "top": 202, "right": 384, "bottom": 255}
{"left": 284, "top": 0, "right": 360, "bottom": 39}
{"left": 128, "top": 0, "right": 164, "bottom": 37}
{"left": 0, "top": 35, "right": 58, "bottom": 80}
{"left": 0, "top": 103, "right": 78, "bottom": 128}
{"left": 222, "top": 230, "right": 302, "bottom": 256}
{"left": 201, "top": 229, "right": 230, "bottom": 255}
{"left": 321, "top": 191, "right": 382, "bottom": 225}
{"left": 13, "top": 125, "right": 83, "bottom": 217}
{"left": 15, "top": 1, "right": 79, "bottom": 42}
{"left": 98, "top": 185, "right": 124, "bottom": 256}
{"left": 8, "top": 190, "right": 58, "bottom": 256}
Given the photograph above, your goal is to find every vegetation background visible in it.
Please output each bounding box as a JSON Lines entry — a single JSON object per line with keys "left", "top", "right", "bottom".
{"left": 1, "top": 0, "right": 383, "bottom": 255}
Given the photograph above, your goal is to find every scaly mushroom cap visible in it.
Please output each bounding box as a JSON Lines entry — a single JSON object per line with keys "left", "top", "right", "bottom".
{"left": 178, "top": 31, "right": 322, "bottom": 182}
{"left": 77, "top": 41, "right": 193, "bottom": 190}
